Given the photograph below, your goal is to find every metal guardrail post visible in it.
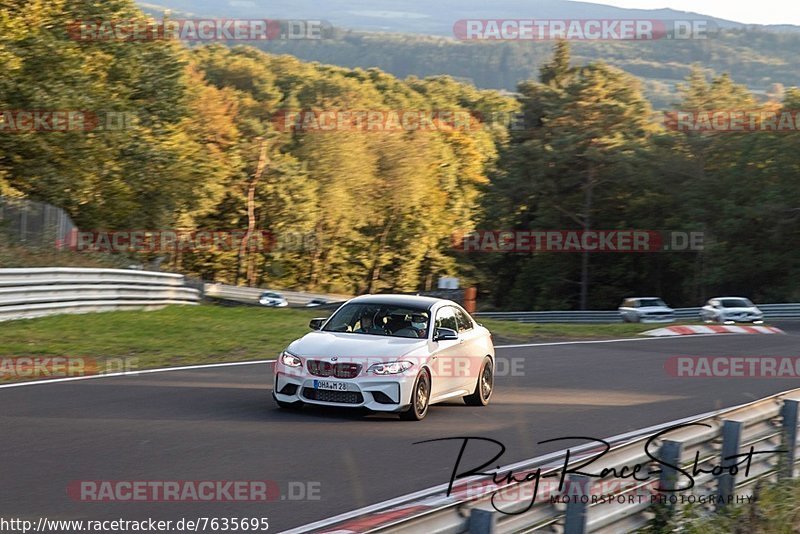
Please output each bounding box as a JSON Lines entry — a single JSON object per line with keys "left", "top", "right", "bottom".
{"left": 717, "top": 420, "right": 743, "bottom": 508}
{"left": 652, "top": 439, "right": 683, "bottom": 528}
{"left": 780, "top": 399, "right": 799, "bottom": 480}
{"left": 564, "top": 474, "right": 590, "bottom": 534}
{"left": 468, "top": 509, "right": 496, "bottom": 533}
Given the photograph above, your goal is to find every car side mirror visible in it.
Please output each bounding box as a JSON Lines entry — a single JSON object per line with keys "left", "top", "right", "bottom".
{"left": 309, "top": 318, "right": 326, "bottom": 330}
{"left": 434, "top": 327, "right": 459, "bottom": 341}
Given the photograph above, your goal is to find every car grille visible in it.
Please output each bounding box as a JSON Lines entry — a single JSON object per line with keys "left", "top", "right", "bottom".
{"left": 306, "top": 360, "right": 362, "bottom": 379}
{"left": 302, "top": 388, "right": 363, "bottom": 404}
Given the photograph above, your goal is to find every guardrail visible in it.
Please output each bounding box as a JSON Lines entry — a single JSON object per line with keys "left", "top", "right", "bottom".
{"left": 476, "top": 303, "right": 800, "bottom": 323}
{"left": 286, "top": 388, "right": 800, "bottom": 534}
{"left": 0, "top": 267, "right": 199, "bottom": 322}
{"left": 204, "top": 283, "right": 349, "bottom": 307}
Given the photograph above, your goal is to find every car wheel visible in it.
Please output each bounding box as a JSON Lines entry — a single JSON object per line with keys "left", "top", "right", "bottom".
{"left": 464, "top": 357, "right": 494, "bottom": 407}
{"left": 400, "top": 370, "right": 431, "bottom": 421}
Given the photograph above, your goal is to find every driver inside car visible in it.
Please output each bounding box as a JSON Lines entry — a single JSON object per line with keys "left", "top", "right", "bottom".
{"left": 355, "top": 311, "right": 386, "bottom": 335}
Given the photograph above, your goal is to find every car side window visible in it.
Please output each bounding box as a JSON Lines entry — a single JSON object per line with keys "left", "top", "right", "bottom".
{"left": 435, "top": 307, "right": 458, "bottom": 331}
{"left": 454, "top": 307, "right": 473, "bottom": 332}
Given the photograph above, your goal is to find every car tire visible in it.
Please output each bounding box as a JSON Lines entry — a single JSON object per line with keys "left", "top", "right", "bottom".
{"left": 464, "top": 357, "right": 494, "bottom": 407}
{"left": 400, "top": 369, "right": 431, "bottom": 421}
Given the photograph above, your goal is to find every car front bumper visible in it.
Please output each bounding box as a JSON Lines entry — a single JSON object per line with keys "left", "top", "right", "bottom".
{"left": 722, "top": 316, "right": 764, "bottom": 323}
{"left": 639, "top": 316, "right": 676, "bottom": 323}
{"left": 273, "top": 369, "right": 416, "bottom": 413}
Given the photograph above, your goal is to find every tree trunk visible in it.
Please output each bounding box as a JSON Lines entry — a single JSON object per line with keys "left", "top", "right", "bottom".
{"left": 238, "top": 138, "right": 269, "bottom": 287}
{"left": 366, "top": 215, "right": 395, "bottom": 294}
{"left": 579, "top": 166, "right": 595, "bottom": 310}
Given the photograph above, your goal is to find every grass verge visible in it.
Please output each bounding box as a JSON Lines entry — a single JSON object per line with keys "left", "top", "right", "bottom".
{"left": 0, "top": 304, "right": 320, "bottom": 381}
{"left": 653, "top": 479, "right": 800, "bottom": 533}
{"left": 0, "top": 304, "right": 687, "bottom": 383}
{"left": 478, "top": 318, "right": 668, "bottom": 343}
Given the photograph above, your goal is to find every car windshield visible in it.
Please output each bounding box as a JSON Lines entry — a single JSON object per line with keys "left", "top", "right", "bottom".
{"left": 639, "top": 299, "right": 667, "bottom": 307}
{"left": 720, "top": 298, "right": 753, "bottom": 308}
{"left": 322, "top": 303, "right": 430, "bottom": 339}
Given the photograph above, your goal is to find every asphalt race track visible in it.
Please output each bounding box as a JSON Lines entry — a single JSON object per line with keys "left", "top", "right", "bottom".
{"left": 3, "top": 327, "right": 800, "bottom": 532}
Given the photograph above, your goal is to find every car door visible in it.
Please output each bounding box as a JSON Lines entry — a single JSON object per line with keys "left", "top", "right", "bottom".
{"left": 453, "top": 306, "right": 483, "bottom": 391}
{"left": 429, "top": 305, "right": 467, "bottom": 399}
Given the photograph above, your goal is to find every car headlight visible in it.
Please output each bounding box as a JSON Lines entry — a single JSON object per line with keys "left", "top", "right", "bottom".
{"left": 280, "top": 351, "right": 302, "bottom": 368}
{"left": 368, "top": 360, "right": 414, "bottom": 375}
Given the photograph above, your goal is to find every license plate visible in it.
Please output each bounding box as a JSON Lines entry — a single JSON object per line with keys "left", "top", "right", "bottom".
{"left": 314, "top": 380, "right": 347, "bottom": 391}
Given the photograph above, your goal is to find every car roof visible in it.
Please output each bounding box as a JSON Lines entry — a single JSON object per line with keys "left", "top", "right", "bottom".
{"left": 347, "top": 294, "right": 451, "bottom": 309}
{"left": 711, "top": 296, "right": 751, "bottom": 301}
{"left": 627, "top": 297, "right": 663, "bottom": 300}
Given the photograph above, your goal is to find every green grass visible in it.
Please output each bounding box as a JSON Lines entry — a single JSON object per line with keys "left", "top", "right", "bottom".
{"left": 478, "top": 318, "right": 668, "bottom": 343}
{"left": 0, "top": 304, "right": 679, "bottom": 382}
{"left": 0, "top": 305, "right": 321, "bottom": 379}
{"left": 653, "top": 479, "right": 800, "bottom": 533}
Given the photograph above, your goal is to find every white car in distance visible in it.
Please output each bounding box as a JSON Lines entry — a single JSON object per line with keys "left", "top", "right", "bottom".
{"left": 272, "top": 295, "right": 495, "bottom": 420}
{"left": 700, "top": 297, "right": 764, "bottom": 324}
{"left": 618, "top": 297, "right": 675, "bottom": 323}
{"left": 259, "top": 291, "right": 288, "bottom": 307}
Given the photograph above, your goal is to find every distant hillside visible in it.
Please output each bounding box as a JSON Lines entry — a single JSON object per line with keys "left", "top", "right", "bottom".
{"left": 136, "top": 0, "right": 776, "bottom": 35}
{"left": 136, "top": 1, "right": 800, "bottom": 108}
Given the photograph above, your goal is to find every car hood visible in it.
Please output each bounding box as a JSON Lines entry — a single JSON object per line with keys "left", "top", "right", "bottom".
{"left": 287, "top": 331, "right": 427, "bottom": 359}
{"left": 638, "top": 306, "right": 674, "bottom": 312}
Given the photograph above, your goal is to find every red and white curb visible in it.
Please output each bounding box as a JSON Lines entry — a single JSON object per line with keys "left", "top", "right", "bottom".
{"left": 642, "top": 324, "right": 784, "bottom": 337}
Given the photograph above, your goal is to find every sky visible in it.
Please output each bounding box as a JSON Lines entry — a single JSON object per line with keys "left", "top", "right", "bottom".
{"left": 580, "top": 0, "right": 800, "bottom": 25}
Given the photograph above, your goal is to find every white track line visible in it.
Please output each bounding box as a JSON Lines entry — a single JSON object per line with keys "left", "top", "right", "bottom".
{"left": 0, "top": 359, "right": 275, "bottom": 389}
{"left": 0, "top": 333, "right": 752, "bottom": 390}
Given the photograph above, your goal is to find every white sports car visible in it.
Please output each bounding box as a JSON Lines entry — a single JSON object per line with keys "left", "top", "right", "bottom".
{"left": 700, "top": 297, "right": 764, "bottom": 324}
{"left": 272, "top": 294, "right": 495, "bottom": 420}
